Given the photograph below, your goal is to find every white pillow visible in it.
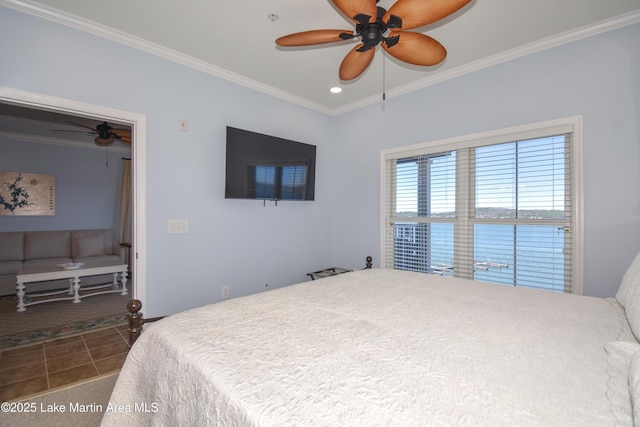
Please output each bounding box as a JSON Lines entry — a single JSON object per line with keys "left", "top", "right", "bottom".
{"left": 616, "top": 251, "right": 640, "bottom": 308}
{"left": 630, "top": 349, "right": 640, "bottom": 425}
{"left": 605, "top": 341, "right": 640, "bottom": 425}
{"left": 625, "top": 290, "right": 640, "bottom": 342}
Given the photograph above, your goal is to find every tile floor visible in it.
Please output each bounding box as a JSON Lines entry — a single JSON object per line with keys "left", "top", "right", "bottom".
{"left": 0, "top": 324, "right": 130, "bottom": 402}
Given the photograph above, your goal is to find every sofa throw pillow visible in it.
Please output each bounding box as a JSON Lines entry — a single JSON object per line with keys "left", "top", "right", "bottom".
{"left": 75, "top": 235, "right": 107, "bottom": 257}
{"left": 25, "top": 231, "right": 71, "bottom": 259}
{"left": 0, "top": 232, "right": 23, "bottom": 261}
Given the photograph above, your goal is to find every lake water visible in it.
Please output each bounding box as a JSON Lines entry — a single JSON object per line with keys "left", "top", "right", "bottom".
{"left": 395, "top": 223, "right": 568, "bottom": 292}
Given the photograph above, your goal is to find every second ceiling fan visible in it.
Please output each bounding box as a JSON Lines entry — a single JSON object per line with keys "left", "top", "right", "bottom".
{"left": 276, "top": 0, "right": 472, "bottom": 81}
{"left": 54, "top": 121, "right": 132, "bottom": 146}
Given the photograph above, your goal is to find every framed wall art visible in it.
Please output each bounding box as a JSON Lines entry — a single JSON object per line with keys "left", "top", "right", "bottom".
{"left": 0, "top": 171, "right": 55, "bottom": 216}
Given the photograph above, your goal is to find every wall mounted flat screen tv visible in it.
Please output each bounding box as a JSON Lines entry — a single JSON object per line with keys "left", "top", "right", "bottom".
{"left": 225, "top": 127, "right": 316, "bottom": 201}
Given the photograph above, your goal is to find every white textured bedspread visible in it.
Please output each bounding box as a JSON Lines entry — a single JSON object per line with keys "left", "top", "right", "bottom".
{"left": 102, "top": 269, "right": 634, "bottom": 426}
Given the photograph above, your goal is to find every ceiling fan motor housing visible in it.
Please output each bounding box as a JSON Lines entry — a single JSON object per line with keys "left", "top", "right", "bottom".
{"left": 94, "top": 121, "right": 117, "bottom": 146}
{"left": 355, "top": 7, "right": 402, "bottom": 51}
{"left": 96, "top": 122, "right": 113, "bottom": 138}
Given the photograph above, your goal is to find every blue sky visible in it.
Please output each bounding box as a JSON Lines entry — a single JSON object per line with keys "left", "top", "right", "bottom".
{"left": 395, "top": 135, "right": 566, "bottom": 215}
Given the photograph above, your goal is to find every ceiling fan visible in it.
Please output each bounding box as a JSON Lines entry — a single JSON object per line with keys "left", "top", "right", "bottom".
{"left": 276, "top": 0, "right": 472, "bottom": 81}
{"left": 53, "top": 121, "right": 132, "bottom": 146}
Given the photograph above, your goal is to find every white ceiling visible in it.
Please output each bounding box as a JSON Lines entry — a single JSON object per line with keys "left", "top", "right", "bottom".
{"left": 2, "top": 0, "right": 640, "bottom": 117}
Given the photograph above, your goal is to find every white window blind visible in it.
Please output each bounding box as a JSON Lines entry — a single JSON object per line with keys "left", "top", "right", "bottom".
{"left": 383, "top": 120, "right": 580, "bottom": 293}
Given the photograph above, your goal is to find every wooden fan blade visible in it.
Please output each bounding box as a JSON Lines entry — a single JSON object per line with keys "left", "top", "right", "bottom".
{"left": 52, "top": 129, "right": 93, "bottom": 134}
{"left": 65, "top": 120, "right": 98, "bottom": 133}
{"left": 276, "top": 29, "right": 352, "bottom": 46}
{"left": 111, "top": 128, "right": 131, "bottom": 138}
{"left": 383, "top": 31, "right": 446, "bottom": 66}
{"left": 384, "top": 0, "right": 471, "bottom": 30}
{"left": 111, "top": 131, "right": 131, "bottom": 144}
{"left": 339, "top": 45, "right": 375, "bottom": 81}
{"left": 331, "top": 0, "right": 378, "bottom": 23}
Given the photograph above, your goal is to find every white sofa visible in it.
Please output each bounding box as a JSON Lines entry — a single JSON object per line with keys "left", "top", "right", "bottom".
{"left": 0, "top": 229, "right": 124, "bottom": 296}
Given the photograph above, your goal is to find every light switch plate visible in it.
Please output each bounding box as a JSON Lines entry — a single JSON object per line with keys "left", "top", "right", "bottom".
{"left": 168, "top": 219, "right": 189, "bottom": 234}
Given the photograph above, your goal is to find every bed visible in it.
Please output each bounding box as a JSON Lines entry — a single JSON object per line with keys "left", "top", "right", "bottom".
{"left": 102, "top": 255, "right": 640, "bottom": 426}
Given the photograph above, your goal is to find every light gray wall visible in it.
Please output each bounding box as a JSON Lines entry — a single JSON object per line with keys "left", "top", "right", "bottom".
{"left": 1, "top": 6, "right": 638, "bottom": 309}
{"left": 0, "top": 6, "right": 335, "bottom": 316}
{"left": 330, "top": 23, "right": 640, "bottom": 298}
{"left": 0, "top": 138, "right": 125, "bottom": 233}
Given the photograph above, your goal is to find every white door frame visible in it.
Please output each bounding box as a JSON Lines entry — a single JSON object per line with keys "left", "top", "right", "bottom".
{"left": 0, "top": 85, "right": 147, "bottom": 306}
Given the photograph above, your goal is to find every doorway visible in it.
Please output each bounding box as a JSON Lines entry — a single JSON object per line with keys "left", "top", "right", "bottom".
{"left": 0, "top": 85, "right": 147, "bottom": 335}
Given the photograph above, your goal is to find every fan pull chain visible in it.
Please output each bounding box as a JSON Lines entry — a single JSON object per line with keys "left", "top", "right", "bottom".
{"left": 105, "top": 146, "right": 109, "bottom": 168}
{"left": 382, "top": 50, "right": 386, "bottom": 112}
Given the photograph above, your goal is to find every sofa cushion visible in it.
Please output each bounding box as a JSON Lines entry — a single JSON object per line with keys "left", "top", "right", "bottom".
{"left": 22, "top": 258, "right": 74, "bottom": 269}
{"left": 75, "top": 234, "right": 106, "bottom": 257}
{"left": 24, "top": 231, "right": 71, "bottom": 259}
{"left": 71, "top": 229, "right": 114, "bottom": 256}
{"left": 74, "top": 254, "right": 121, "bottom": 264}
{"left": 0, "top": 232, "right": 23, "bottom": 261}
{"left": 0, "top": 260, "right": 23, "bottom": 275}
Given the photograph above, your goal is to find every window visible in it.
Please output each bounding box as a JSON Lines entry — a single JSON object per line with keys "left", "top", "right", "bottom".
{"left": 382, "top": 118, "right": 583, "bottom": 294}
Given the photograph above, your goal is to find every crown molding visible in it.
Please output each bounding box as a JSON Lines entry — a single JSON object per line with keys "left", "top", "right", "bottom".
{"left": 3, "top": 0, "right": 639, "bottom": 116}
{"left": 0, "top": 0, "right": 335, "bottom": 116}
{"left": 333, "top": 9, "right": 640, "bottom": 115}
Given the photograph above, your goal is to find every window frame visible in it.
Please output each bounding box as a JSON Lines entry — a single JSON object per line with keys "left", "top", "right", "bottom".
{"left": 380, "top": 116, "right": 584, "bottom": 294}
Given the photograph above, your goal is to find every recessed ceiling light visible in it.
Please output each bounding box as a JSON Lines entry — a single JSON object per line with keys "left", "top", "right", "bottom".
{"left": 330, "top": 86, "right": 342, "bottom": 94}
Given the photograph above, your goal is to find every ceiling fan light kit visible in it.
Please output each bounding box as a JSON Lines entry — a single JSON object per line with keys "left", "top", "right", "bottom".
{"left": 275, "top": 0, "right": 472, "bottom": 81}
{"left": 94, "top": 136, "right": 114, "bottom": 146}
